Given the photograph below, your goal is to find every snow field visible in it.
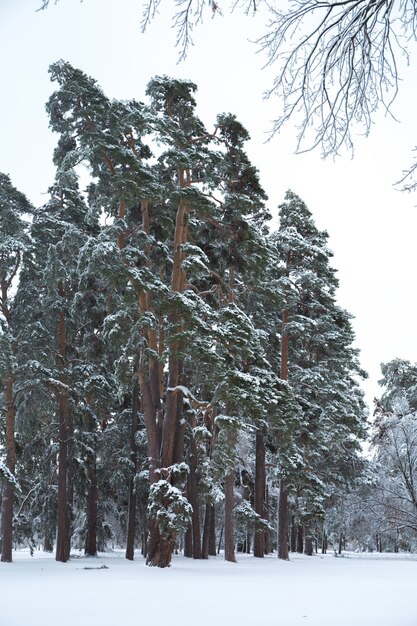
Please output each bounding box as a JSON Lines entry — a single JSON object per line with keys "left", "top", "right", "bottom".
{"left": 1, "top": 551, "right": 416, "bottom": 626}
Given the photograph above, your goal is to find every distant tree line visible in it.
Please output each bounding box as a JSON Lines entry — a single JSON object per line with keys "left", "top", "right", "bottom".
{"left": 0, "top": 61, "right": 410, "bottom": 568}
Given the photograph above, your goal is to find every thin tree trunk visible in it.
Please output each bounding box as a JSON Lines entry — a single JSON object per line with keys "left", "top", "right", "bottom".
{"left": 321, "top": 529, "right": 327, "bottom": 555}
{"left": 0, "top": 373, "right": 16, "bottom": 563}
{"left": 278, "top": 480, "right": 289, "bottom": 560}
{"left": 208, "top": 503, "right": 217, "bottom": 556}
{"left": 186, "top": 411, "right": 202, "bottom": 559}
{"left": 224, "top": 466, "right": 236, "bottom": 563}
{"left": 202, "top": 502, "right": 211, "bottom": 559}
{"left": 217, "top": 523, "right": 224, "bottom": 555}
{"left": 126, "top": 366, "right": 140, "bottom": 561}
{"left": 264, "top": 485, "right": 271, "bottom": 554}
{"left": 161, "top": 194, "right": 188, "bottom": 471}
{"left": 254, "top": 428, "right": 266, "bottom": 557}
{"left": 304, "top": 533, "right": 313, "bottom": 556}
{"left": 55, "top": 303, "right": 71, "bottom": 563}
{"left": 290, "top": 514, "right": 297, "bottom": 552}
{"left": 84, "top": 393, "right": 98, "bottom": 557}
{"left": 296, "top": 524, "right": 304, "bottom": 553}
{"left": 278, "top": 308, "right": 290, "bottom": 561}
{"left": 84, "top": 451, "right": 98, "bottom": 557}
{"left": 55, "top": 386, "right": 71, "bottom": 562}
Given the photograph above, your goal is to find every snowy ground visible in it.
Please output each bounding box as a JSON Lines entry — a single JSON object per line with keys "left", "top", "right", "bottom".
{"left": 1, "top": 550, "right": 416, "bottom": 626}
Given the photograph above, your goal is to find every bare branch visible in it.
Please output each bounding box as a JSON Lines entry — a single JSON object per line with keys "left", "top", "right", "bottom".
{"left": 258, "top": 0, "right": 416, "bottom": 156}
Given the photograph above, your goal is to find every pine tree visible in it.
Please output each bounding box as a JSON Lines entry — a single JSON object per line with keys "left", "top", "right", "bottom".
{"left": 0, "top": 173, "right": 33, "bottom": 562}
{"left": 270, "top": 190, "right": 368, "bottom": 557}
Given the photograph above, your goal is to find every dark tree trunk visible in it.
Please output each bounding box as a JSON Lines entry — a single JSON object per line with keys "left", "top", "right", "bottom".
{"left": 187, "top": 421, "right": 202, "bottom": 559}
{"left": 1, "top": 482, "right": 14, "bottom": 563}
{"left": 202, "top": 502, "right": 211, "bottom": 559}
{"left": 304, "top": 532, "right": 313, "bottom": 556}
{"left": 183, "top": 527, "right": 193, "bottom": 557}
{"left": 338, "top": 534, "right": 343, "bottom": 555}
{"left": 290, "top": 515, "right": 297, "bottom": 552}
{"left": 56, "top": 305, "right": 71, "bottom": 563}
{"left": 126, "top": 367, "right": 140, "bottom": 561}
{"left": 140, "top": 505, "right": 148, "bottom": 558}
{"left": 264, "top": 485, "right": 271, "bottom": 554}
{"left": 43, "top": 532, "right": 54, "bottom": 553}
{"left": 224, "top": 469, "right": 236, "bottom": 562}
{"left": 208, "top": 503, "right": 217, "bottom": 556}
{"left": 321, "top": 529, "right": 327, "bottom": 554}
{"left": 55, "top": 389, "right": 71, "bottom": 562}
{"left": 278, "top": 480, "right": 289, "bottom": 560}
{"left": 0, "top": 373, "right": 16, "bottom": 563}
{"left": 84, "top": 451, "right": 98, "bottom": 557}
{"left": 296, "top": 524, "right": 304, "bottom": 553}
{"left": 254, "top": 428, "right": 266, "bottom": 557}
{"left": 217, "top": 524, "right": 224, "bottom": 555}
{"left": 146, "top": 518, "right": 176, "bottom": 568}
{"left": 278, "top": 309, "right": 290, "bottom": 561}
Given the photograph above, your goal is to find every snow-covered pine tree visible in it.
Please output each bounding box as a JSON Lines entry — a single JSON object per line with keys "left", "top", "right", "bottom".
{"left": 0, "top": 173, "right": 33, "bottom": 562}
{"left": 13, "top": 169, "right": 99, "bottom": 561}
{"left": 47, "top": 60, "right": 161, "bottom": 561}
{"left": 190, "top": 113, "right": 280, "bottom": 562}
{"left": 270, "top": 190, "right": 367, "bottom": 557}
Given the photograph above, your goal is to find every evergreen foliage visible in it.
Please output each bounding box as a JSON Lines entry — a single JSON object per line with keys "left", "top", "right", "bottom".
{"left": 0, "top": 63, "right": 374, "bottom": 567}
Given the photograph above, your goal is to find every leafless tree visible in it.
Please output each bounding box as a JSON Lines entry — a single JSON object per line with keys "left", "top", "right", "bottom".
{"left": 258, "top": 0, "right": 417, "bottom": 157}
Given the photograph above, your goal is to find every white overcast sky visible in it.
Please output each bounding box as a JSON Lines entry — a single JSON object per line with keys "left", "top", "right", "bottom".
{"left": 1, "top": 0, "right": 417, "bottom": 412}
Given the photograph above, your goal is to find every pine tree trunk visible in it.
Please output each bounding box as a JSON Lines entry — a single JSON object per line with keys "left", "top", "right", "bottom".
{"left": 126, "top": 368, "right": 140, "bottom": 561}
{"left": 264, "top": 485, "right": 271, "bottom": 554}
{"left": 84, "top": 453, "right": 98, "bottom": 557}
{"left": 209, "top": 504, "right": 217, "bottom": 556}
{"left": 296, "top": 524, "right": 304, "bottom": 553}
{"left": 43, "top": 532, "right": 54, "bottom": 553}
{"left": 144, "top": 191, "right": 189, "bottom": 568}
{"left": 201, "top": 502, "right": 211, "bottom": 559}
{"left": 254, "top": 428, "right": 266, "bottom": 557}
{"left": 290, "top": 515, "right": 297, "bottom": 552}
{"left": 56, "top": 386, "right": 71, "bottom": 562}
{"left": 0, "top": 372, "right": 16, "bottom": 563}
{"left": 224, "top": 467, "right": 236, "bottom": 563}
{"left": 321, "top": 529, "right": 327, "bottom": 554}
{"left": 146, "top": 518, "right": 176, "bottom": 567}
{"left": 304, "top": 533, "right": 313, "bottom": 556}
{"left": 183, "top": 527, "right": 193, "bottom": 557}
{"left": 161, "top": 195, "right": 188, "bottom": 471}
{"left": 278, "top": 308, "right": 290, "bottom": 561}
{"left": 278, "top": 480, "right": 289, "bottom": 560}
{"left": 187, "top": 417, "right": 202, "bottom": 559}
{"left": 55, "top": 305, "right": 71, "bottom": 563}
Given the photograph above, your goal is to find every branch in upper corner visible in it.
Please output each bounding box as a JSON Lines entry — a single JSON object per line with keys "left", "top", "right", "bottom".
{"left": 257, "top": 0, "right": 415, "bottom": 158}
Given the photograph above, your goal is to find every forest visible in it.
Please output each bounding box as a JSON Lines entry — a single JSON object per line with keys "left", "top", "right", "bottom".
{"left": 1, "top": 60, "right": 417, "bottom": 568}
